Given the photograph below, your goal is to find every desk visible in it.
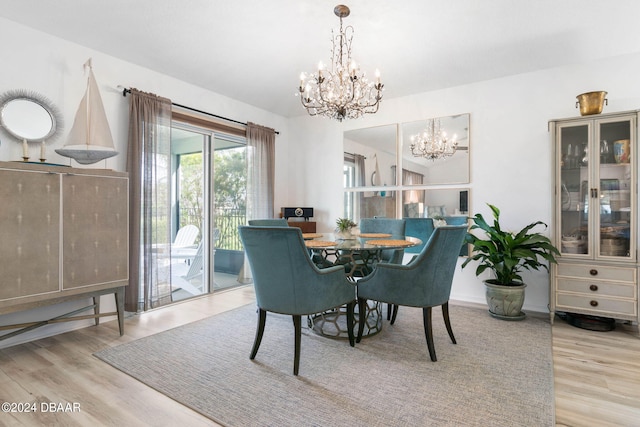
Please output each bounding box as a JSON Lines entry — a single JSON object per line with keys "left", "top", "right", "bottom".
{"left": 304, "top": 234, "right": 421, "bottom": 339}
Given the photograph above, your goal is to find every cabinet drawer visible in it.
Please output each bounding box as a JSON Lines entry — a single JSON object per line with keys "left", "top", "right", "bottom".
{"left": 556, "top": 278, "right": 636, "bottom": 299}
{"left": 556, "top": 263, "right": 635, "bottom": 282}
{"left": 556, "top": 293, "right": 637, "bottom": 317}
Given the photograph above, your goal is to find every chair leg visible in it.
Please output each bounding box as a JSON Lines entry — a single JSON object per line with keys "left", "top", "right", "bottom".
{"left": 346, "top": 301, "right": 355, "bottom": 347}
{"left": 387, "top": 303, "right": 392, "bottom": 320}
{"left": 293, "top": 315, "right": 301, "bottom": 376}
{"left": 390, "top": 304, "right": 399, "bottom": 325}
{"left": 250, "top": 308, "right": 267, "bottom": 360}
{"left": 442, "top": 302, "right": 456, "bottom": 344}
{"left": 422, "top": 307, "right": 437, "bottom": 361}
{"left": 356, "top": 298, "right": 367, "bottom": 343}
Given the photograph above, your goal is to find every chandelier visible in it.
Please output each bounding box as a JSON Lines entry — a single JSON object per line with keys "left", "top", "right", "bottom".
{"left": 298, "top": 4, "right": 383, "bottom": 122}
{"left": 409, "top": 119, "right": 458, "bottom": 160}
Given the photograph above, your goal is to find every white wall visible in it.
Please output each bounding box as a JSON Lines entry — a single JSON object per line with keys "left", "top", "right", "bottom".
{"left": 287, "top": 51, "right": 640, "bottom": 313}
{"left": 0, "top": 17, "right": 289, "bottom": 348}
{"left": 2, "top": 15, "right": 640, "bottom": 347}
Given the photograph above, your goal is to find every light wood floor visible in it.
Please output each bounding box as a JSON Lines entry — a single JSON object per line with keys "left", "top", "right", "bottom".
{"left": 1, "top": 286, "right": 639, "bottom": 427}
{"left": 552, "top": 315, "right": 640, "bottom": 426}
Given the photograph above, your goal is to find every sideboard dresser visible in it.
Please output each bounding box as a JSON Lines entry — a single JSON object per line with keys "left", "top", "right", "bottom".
{"left": 0, "top": 161, "right": 129, "bottom": 340}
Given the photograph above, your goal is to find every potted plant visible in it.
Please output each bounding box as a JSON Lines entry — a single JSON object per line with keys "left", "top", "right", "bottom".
{"left": 461, "top": 204, "right": 560, "bottom": 320}
{"left": 335, "top": 218, "right": 357, "bottom": 239}
{"left": 431, "top": 215, "right": 447, "bottom": 227}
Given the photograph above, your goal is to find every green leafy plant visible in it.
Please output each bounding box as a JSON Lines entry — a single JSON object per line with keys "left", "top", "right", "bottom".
{"left": 335, "top": 217, "right": 357, "bottom": 232}
{"left": 461, "top": 204, "right": 560, "bottom": 286}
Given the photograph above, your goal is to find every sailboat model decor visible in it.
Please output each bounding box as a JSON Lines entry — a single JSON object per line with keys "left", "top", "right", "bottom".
{"left": 55, "top": 59, "right": 118, "bottom": 164}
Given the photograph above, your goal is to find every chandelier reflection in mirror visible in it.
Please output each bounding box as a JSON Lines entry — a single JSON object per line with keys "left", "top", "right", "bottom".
{"left": 410, "top": 119, "right": 458, "bottom": 161}
{"left": 298, "top": 4, "right": 383, "bottom": 122}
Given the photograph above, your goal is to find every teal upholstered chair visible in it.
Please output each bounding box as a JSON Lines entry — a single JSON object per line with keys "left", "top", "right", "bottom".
{"left": 389, "top": 217, "right": 468, "bottom": 322}
{"left": 404, "top": 216, "right": 468, "bottom": 256}
{"left": 444, "top": 216, "right": 468, "bottom": 226}
{"left": 359, "top": 218, "right": 406, "bottom": 264}
{"left": 356, "top": 225, "right": 467, "bottom": 361}
{"left": 445, "top": 216, "right": 469, "bottom": 256}
{"left": 238, "top": 226, "right": 356, "bottom": 375}
{"left": 248, "top": 218, "right": 289, "bottom": 226}
{"left": 404, "top": 217, "right": 435, "bottom": 255}
{"left": 247, "top": 218, "right": 329, "bottom": 267}
{"left": 359, "top": 218, "right": 407, "bottom": 318}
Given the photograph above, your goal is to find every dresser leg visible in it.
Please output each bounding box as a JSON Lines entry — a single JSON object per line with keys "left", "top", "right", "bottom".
{"left": 115, "top": 287, "right": 125, "bottom": 336}
{"left": 93, "top": 297, "right": 100, "bottom": 326}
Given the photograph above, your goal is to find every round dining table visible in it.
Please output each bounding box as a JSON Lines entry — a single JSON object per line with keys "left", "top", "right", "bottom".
{"left": 303, "top": 232, "right": 421, "bottom": 339}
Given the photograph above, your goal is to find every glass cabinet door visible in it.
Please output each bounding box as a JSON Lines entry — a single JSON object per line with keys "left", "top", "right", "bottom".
{"left": 557, "top": 115, "right": 635, "bottom": 260}
{"left": 559, "top": 122, "right": 591, "bottom": 256}
{"left": 597, "top": 119, "right": 633, "bottom": 259}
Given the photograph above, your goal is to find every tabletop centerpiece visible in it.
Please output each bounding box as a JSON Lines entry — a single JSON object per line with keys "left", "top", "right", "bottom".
{"left": 335, "top": 217, "right": 357, "bottom": 240}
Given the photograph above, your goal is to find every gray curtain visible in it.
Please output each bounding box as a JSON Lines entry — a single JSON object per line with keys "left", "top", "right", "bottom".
{"left": 125, "top": 89, "right": 173, "bottom": 312}
{"left": 354, "top": 154, "right": 366, "bottom": 214}
{"left": 246, "top": 122, "right": 276, "bottom": 219}
{"left": 402, "top": 168, "right": 424, "bottom": 186}
{"left": 402, "top": 168, "right": 424, "bottom": 203}
{"left": 344, "top": 152, "right": 366, "bottom": 220}
{"left": 354, "top": 154, "right": 366, "bottom": 187}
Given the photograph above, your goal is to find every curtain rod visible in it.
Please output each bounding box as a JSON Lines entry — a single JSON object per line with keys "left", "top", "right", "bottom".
{"left": 344, "top": 151, "right": 367, "bottom": 159}
{"left": 120, "top": 87, "right": 279, "bottom": 135}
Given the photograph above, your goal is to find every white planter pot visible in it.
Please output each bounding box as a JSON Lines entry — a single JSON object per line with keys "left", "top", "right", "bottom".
{"left": 484, "top": 281, "right": 526, "bottom": 321}
{"left": 336, "top": 229, "right": 354, "bottom": 240}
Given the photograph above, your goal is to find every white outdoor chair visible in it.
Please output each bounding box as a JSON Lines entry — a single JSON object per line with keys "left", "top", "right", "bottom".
{"left": 172, "top": 243, "right": 204, "bottom": 295}
{"left": 173, "top": 224, "right": 199, "bottom": 249}
{"left": 173, "top": 224, "right": 200, "bottom": 261}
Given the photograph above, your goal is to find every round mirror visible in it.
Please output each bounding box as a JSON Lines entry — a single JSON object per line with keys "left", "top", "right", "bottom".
{"left": 0, "top": 90, "right": 62, "bottom": 142}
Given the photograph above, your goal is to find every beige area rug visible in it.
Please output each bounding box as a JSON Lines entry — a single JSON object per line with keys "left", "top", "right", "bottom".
{"left": 94, "top": 303, "right": 554, "bottom": 426}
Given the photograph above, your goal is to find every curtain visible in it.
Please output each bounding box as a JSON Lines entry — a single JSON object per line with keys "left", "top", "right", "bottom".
{"left": 402, "top": 169, "right": 424, "bottom": 185}
{"left": 246, "top": 121, "right": 276, "bottom": 219}
{"left": 354, "top": 154, "right": 366, "bottom": 187}
{"left": 343, "top": 152, "right": 366, "bottom": 187}
{"left": 125, "top": 89, "right": 173, "bottom": 312}
{"left": 343, "top": 152, "right": 366, "bottom": 220}
{"left": 354, "top": 154, "right": 366, "bottom": 217}
{"left": 402, "top": 168, "right": 425, "bottom": 205}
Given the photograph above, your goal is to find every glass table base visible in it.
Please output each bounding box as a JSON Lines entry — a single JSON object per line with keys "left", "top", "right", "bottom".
{"left": 308, "top": 300, "right": 383, "bottom": 339}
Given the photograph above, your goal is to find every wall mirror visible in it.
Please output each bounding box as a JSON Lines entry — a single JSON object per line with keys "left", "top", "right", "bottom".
{"left": 403, "top": 187, "right": 470, "bottom": 256}
{"left": 0, "top": 90, "right": 62, "bottom": 142}
{"left": 343, "top": 114, "right": 471, "bottom": 249}
{"left": 402, "top": 188, "right": 469, "bottom": 219}
{"left": 401, "top": 113, "right": 470, "bottom": 185}
{"left": 344, "top": 124, "right": 397, "bottom": 188}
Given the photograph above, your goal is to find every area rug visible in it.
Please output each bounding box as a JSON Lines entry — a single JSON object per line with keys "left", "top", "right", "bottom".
{"left": 94, "top": 303, "right": 554, "bottom": 426}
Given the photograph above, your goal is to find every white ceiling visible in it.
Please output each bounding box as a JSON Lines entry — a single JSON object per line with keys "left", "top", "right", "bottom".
{"left": 1, "top": 0, "right": 639, "bottom": 118}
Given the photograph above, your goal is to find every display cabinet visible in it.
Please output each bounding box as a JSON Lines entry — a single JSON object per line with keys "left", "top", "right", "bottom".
{"left": 550, "top": 111, "right": 639, "bottom": 323}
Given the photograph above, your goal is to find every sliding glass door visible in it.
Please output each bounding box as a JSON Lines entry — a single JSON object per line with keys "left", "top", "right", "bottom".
{"left": 169, "top": 123, "right": 247, "bottom": 301}
{"left": 169, "top": 126, "right": 210, "bottom": 300}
